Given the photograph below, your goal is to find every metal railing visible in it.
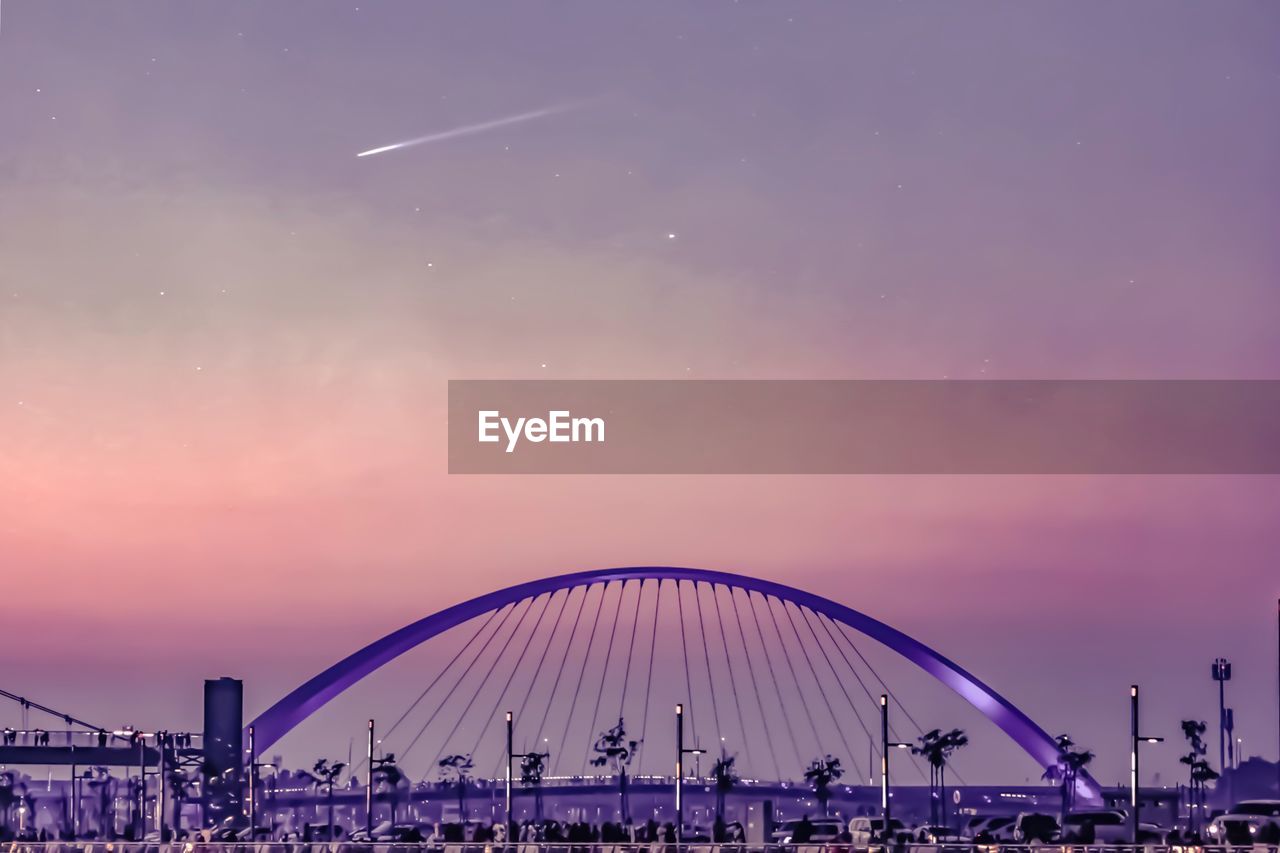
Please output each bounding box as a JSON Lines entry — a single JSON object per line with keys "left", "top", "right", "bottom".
{"left": 2, "top": 844, "right": 1278, "bottom": 853}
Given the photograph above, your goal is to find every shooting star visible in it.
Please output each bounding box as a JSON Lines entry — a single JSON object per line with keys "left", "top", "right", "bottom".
{"left": 356, "top": 102, "right": 584, "bottom": 158}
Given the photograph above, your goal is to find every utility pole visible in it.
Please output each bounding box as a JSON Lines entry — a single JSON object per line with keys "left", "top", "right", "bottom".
{"left": 365, "top": 719, "right": 375, "bottom": 835}
{"left": 1212, "top": 658, "right": 1232, "bottom": 773}
{"left": 247, "top": 726, "right": 256, "bottom": 836}
{"left": 880, "top": 694, "right": 912, "bottom": 841}
{"left": 674, "top": 703, "right": 706, "bottom": 841}
{"left": 157, "top": 733, "right": 167, "bottom": 841}
{"left": 505, "top": 711, "right": 514, "bottom": 827}
{"left": 1130, "top": 685, "right": 1163, "bottom": 845}
{"left": 675, "top": 703, "right": 684, "bottom": 840}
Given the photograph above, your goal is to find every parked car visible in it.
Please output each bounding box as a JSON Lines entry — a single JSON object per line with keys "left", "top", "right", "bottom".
{"left": 848, "top": 816, "right": 905, "bottom": 846}
{"left": 1063, "top": 809, "right": 1128, "bottom": 842}
{"left": 1207, "top": 800, "right": 1280, "bottom": 845}
{"left": 915, "top": 825, "right": 966, "bottom": 846}
{"left": 772, "top": 817, "right": 846, "bottom": 844}
{"left": 1013, "top": 812, "right": 1060, "bottom": 843}
{"left": 970, "top": 816, "right": 1018, "bottom": 842}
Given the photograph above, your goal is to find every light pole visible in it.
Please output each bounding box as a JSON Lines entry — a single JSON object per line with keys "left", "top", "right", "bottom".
{"left": 879, "top": 695, "right": 912, "bottom": 841}
{"left": 1130, "top": 685, "right": 1163, "bottom": 845}
{"left": 365, "top": 719, "right": 375, "bottom": 835}
{"left": 675, "top": 703, "right": 705, "bottom": 841}
{"left": 505, "top": 711, "right": 514, "bottom": 827}
{"left": 247, "top": 725, "right": 256, "bottom": 837}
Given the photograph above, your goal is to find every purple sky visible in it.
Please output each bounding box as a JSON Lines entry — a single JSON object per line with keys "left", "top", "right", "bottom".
{"left": 1, "top": 1, "right": 1278, "bottom": 785}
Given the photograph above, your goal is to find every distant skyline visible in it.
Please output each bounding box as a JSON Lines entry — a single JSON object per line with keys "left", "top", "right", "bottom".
{"left": 1, "top": 1, "right": 1278, "bottom": 786}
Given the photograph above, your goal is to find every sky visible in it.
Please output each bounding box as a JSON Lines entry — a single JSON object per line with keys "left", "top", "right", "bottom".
{"left": 1, "top": 1, "right": 1279, "bottom": 787}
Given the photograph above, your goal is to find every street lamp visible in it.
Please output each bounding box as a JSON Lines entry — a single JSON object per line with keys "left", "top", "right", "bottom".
{"left": 675, "top": 703, "right": 706, "bottom": 841}
{"left": 879, "top": 695, "right": 912, "bottom": 840}
{"left": 365, "top": 719, "right": 375, "bottom": 835}
{"left": 1130, "top": 685, "right": 1163, "bottom": 845}
{"left": 505, "top": 711, "right": 514, "bottom": 827}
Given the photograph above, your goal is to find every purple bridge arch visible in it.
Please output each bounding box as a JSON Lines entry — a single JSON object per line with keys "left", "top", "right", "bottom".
{"left": 249, "top": 566, "right": 1097, "bottom": 798}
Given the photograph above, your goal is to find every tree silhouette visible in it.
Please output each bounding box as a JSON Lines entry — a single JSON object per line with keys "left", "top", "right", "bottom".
{"left": 299, "top": 758, "right": 346, "bottom": 835}
{"left": 519, "top": 752, "right": 550, "bottom": 821}
{"left": 711, "top": 754, "right": 739, "bottom": 829}
{"left": 1042, "top": 734, "right": 1094, "bottom": 823}
{"left": 1179, "top": 720, "right": 1217, "bottom": 836}
{"left": 913, "top": 729, "right": 968, "bottom": 827}
{"left": 590, "top": 718, "right": 639, "bottom": 822}
{"left": 803, "top": 755, "right": 844, "bottom": 816}
{"left": 438, "top": 754, "right": 474, "bottom": 819}
{"left": 372, "top": 754, "right": 406, "bottom": 825}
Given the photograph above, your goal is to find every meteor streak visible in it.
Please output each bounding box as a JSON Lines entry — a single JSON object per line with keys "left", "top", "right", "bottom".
{"left": 356, "top": 102, "right": 582, "bottom": 158}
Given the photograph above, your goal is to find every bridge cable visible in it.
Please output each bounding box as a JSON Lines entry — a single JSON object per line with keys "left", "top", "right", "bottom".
{"left": 0, "top": 688, "right": 118, "bottom": 739}
{"left": 708, "top": 583, "right": 755, "bottom": 773}
{"left": 581, "top": 579, "right": 629, "bottom": 773}
{"left": 777, "top": 599, "right": 864, "bottom": 783}
{"left": 360, "top": 606, "right": 505, "bottom": 771}
{"left": 675, "top": 580, "right": 699, "bottom": 746}
{"left": 636, "top": 579, "right": 663, "bottom": 775}
{"left": 831, "top": 618, "right": 968, "bottom": 785}
{"left": 725, "top": 585, "right": 782, "bottom": 781}
{"left": 390, "top": 601, "right": 521, "bottom": 769}
{"left": 471, "top": 590, "right": 558, "bottom": 772}
{"left": 757, "top": 593, "right": 825, "bottom": 761}
{"left": 615, "top": 579, "right": 645, "bottom": 723}
{"left": 826, "top": 615, "right": 944, "bottom": 781}
{"left": 692, "top": 582, "right": 726, "bottom": 758}
{"left": 422, "top": 594, "right": 541, "bottom": 771}
{"left": 792, "top": 604, "right": 881, "bottom": 768}
{"left": 814, "top": 612, "right": 929, "bottom": 783}
{"left": 741, "top": 589, "right": 803, "bottom": 775}
{"left": 530, "top": 584, "right": 594, "bottom": 761}
{"left": 505, "top": 587, "right": 574, "bottom": 755}
{"left": 552, "top": 582, "right": 611, "bottom": 776}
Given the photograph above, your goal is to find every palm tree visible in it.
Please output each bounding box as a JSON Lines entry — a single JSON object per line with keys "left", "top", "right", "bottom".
{"left": 372, "top": 754, "right": 406, "bottom": 824}
{"left": 302, "top": 758, "right": 346, "bottom": 834}
{"left": 1043, "top": 735, "right": 1094, "bottom": 822}
{"left": 711, "top": 754, "right": 739, "bottom": 829}
{"left": 803, "top": 755, "right": 844, "bottom": 816}
{"left": 1179, "top": 720, "right": 1216, "bottom": 835}
{"left": 590, "top": 718, "right": 640, "bottom": 822}
{"left": 519, "top": 752, "right": 550, "bottom": 821}
{"left": 913, "top": 728, "right": 968, "bottom": 827}
{"left": 438, "top": 754, "right": 474, "bottom": 819}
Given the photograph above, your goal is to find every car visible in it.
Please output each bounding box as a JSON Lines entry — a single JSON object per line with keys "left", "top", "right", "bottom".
{"left": 1206, "top": 800, "right": 1280, "bottom": 845}
{"left": 915, "top": 825, "right": 966, "bottom": 847}
{"left": 968, "top": 816, "right": 1017, "bottom": 843}
{"left": 1013, "top": 812, "right": 1060, "bottom": 843}
{"left": 1062, "top": 810, "right": 1128, "bottom": 843}
{"left": 848, "top": 817, "right": 906, "bottom": 846}
{"left": 772, "top": 817, "right": 846, "bottom": 844}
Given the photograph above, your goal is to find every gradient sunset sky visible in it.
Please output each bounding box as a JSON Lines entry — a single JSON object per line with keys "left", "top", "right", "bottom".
{"left": 1, "top": 1, "right": 1278, "bottom": 785}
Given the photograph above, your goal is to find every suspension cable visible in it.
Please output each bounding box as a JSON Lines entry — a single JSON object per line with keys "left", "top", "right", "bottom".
{"left": 581, "top": 580, "right": 629, "bottom": 772}
{"left": 726, "top": 585, "right": 780, "bottom": 780}
{"left": 708, "top": 583, "right": 755, "bottom": 772}
{"left": 392, "top": 601, "right": 520, "bottom": 766}
{"left": 553, "top": 582, "right": 610, "bottom": 775}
